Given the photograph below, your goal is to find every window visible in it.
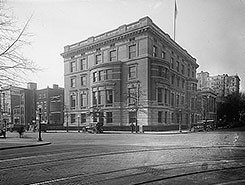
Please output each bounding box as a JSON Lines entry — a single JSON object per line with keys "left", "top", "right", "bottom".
{"left": 80, "top": 93, "right": 87, "bottom": 107}
{"left": 176, "top": 94, "right": 180, "bottom": 106}
{"left": 164, "top": 89, "right": 168, "bottom": 104}
{"left": 177, "top": 77, "right": 180, "bottom": 87}
{"left": 109, "top": 50, "right": 116, "bottom": 61}
{"left": 70, "top": 94, "right": 76, "bottom": 109}
{"left": 80, "top": 58, "right": 86, "bottom": 70}
{"left": 98, "top": 70, "right": 104, "bottom": 81}
{"left": 170, "top": 58, "right": 174, "bottom": 69}
{"left": 171, "top": 92, "right": 174, "bottom": 106}
{"left": 129, "top": 44, "right": 136, "bottom": 59}
{"left": 158, "top": 111, "right": 162, "bottom": 123}
{"left": 181, "top": 64, "right": 185, "bottom": 74}
{"left": 171, "top": 74, "right": 175, "bottom": 85}
{"left": 95, "top": 54, "right": 102, "bottom": 64}
{"left": 93, "top": 72, "right": 97, "bottom": 82}
{"left": 70, "top": 61, "right": 76, "bottom": 72}
{"left": 106, "top": 89, "right": 113, "bottom": 105}
{"left": 153, "top": 45, "right": 157, "bottom": 57}
{"left": 161, "top": 51, "right": 166, "bottom": 59}
{"left": 182, "top": 79, "right": 185, "bottom": 89}
{"left": 165, "top": 111, "right": 168, "bottom": 123}
{"left": 98, "top": 91, "right": 105, "bottom": 105}
{"left": 71, "top": 114, "right": 76, "bottom": 124}
{"left": 71, "top": 78, "right": 76, "bottom": 88}
{"left": 176, "top": 61, "right": 179, "bottom": 72}
{"left": 181, "top": 95, "right": 184, "bottom": 105}
{"left": 157, "top": 88, "right": 163, "bottom": 103}
{"left": 81, "top": 113, "right": 86, "bottom": 123}
{"left": 105, "top": 69, "right": 112, "bottom": 80}
{"left": 129, "top": 66, "right": 136, "bottom": 79}
{"left": 128, "top": 87, "right": 136, "bottom": 105}
{"left": 81, "top": 76, "right": 86, "bottom": 86}
{"left": 92, "top": 91, "right": 97, "bottom": 105}
{"left": 106, "top": 112, "right": 113, "bottom": 123}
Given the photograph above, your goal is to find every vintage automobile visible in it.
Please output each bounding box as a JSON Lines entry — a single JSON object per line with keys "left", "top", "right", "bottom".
{"left": 81, "top": 122, "right": 103, "bottom": 134}
{"left": 190, "top": 120, "right": 216, "bottom": 132}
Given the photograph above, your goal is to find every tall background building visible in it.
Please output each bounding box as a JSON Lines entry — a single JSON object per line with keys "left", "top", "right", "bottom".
{"left": 197, "top": 71, "right": 240, "bottom": 97}
{"left": 61, "top": 17, "right": 200, "bottom": 130}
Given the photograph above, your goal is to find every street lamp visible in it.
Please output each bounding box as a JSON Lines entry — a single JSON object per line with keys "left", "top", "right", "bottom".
{"left": 179, "top": 109, "right": 182, "bottom": 133}
{"left": 38, "top": 105, "right": 42, "bottom": 141}
{"left": 77, "top": 114, "right": 80, "bottom": 133}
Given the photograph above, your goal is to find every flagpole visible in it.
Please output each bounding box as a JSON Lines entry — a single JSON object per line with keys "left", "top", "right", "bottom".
{"left": 174, "top": 0, "right": 177, "bottom": 41}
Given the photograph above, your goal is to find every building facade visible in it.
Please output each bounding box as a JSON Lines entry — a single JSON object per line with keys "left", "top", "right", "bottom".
{"left": 197, "top": 71, "right": 240, "bottom": 97}
{"left": 0, "top": 83, "right": 36, "bottom": 127}
{"left": 36, "top": 84, "right": 64, "bottom": 125}
{"left": 61, "top": 17, "right": 199, "bottom": 128}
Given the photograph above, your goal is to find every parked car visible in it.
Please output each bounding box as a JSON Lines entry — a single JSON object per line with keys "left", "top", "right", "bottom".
{"left": 0, "top": 123, "right": 6, "bottom": 138}
{"left": 81, "top": 122, "right": 103, "bottom": 134}
{"left": 191, "top": 120, "right": 216, "bottom": 132}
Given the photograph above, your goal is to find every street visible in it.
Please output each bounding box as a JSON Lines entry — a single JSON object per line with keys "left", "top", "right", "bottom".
{"left": 0, "top": 130, "right": 245, "bottom": 185}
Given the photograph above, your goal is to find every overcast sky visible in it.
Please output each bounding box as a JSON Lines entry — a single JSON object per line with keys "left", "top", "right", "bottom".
{"left": 7, "top": 0, "right": 245, "bottom": 91}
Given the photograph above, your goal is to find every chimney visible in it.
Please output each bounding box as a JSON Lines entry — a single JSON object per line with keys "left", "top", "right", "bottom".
{"left": 53, "top": 84, "right": 59, "bottom": 89}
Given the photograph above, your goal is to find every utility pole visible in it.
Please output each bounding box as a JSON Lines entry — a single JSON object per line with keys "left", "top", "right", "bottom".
{"left": 38, "top": 105, "right": 42, "bottom": 141}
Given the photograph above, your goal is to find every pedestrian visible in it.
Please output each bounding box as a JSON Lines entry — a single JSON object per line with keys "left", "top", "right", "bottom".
{"left": 130, "top": 122, "right": 135, "bottom": 133}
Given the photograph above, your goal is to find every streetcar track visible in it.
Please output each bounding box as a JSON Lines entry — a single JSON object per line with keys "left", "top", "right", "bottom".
{"left": 1, "top": 145, "right": 245, "bottom": 172}
{"left": 28, "top": 158, "right": 245, "bottom": 185}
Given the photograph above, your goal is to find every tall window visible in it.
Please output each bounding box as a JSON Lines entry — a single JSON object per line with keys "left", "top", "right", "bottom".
{"left": 157, "top": 88, "right": 163, "bottom": 103}
{"left": 161, "top": 51, "right": 166, "bottom": 59}
{"left": 128, "top": 87, "right": 136, "bottom": 104}
{"left": 70, "top": 94, "right": 76, "bottom": 109}
{"left": 129, "top": 66, "right": 136, "bottom": 79}
{"left": 129, "top": 44, "right": 136, "bottom": 59}
{"left": 105, "top": 69, "right": 112, "bottom": 80}
{"left": 98, "top": 91, "right": 105, "bottom": 105}
{"left": 177, "top": 77, "right": 180, "bottom": 87}
{"left": 106, "top": 89, "right": 113, "bottom": 105}
{"left": 95, "top": 54, "right": 102, "bottom": 64}
{"left": 70, "top": 114, "right": 76, "bottom": 124}
{"left": 158, "top": 111, "right": 162, "bottom": 123}
{"left": 165, "top": 111, "right": 168, "bottom": 123}
{"left": 80, "top": 93, "right": 87, "bottom": 107}
{"left": 70, "top": 61, "right": 76, "bottom": 72}
{"left": 98, "top": 70, "right": 104, "bottom": 81}
{"left": 81, "top": 113, "right": 86, "bottom": 123}
{"left": 92, "top": 91, "right": 97, "bottom": 105}
{"left": 109, "top": 50, "right": 116, "bottom": 62}
{"left": 106, "top": 112, "right": 113, "bottom": 123}
{"left": 171, "top": 92, "right": 174, "bottom": 106}
{"left": 176, "top": 94, "right": 180, "bottom": 106}
{"left": 153, "top": 45, "right": 157, "bottom": 57}
{"left": 81, "top": 76, "right": 86, "bottom": 86}
{"left": 170, "top": 58, "right": 174, "bottom": 69}
{"left": 181, "top": 64, "right": 185, "bottom": 74}
{"left": 71, "top": 78, "right": 76, "bottom": 88}
{"left": 176, "top": 61, "right": 179, "bottom": 72}
{"left": 80, "top": 58, "right": 86, "bottom": 70}
{"left": 93, "top": 72, "right": 97, "bottom": 82}
{"left": 164, "top": 89, "right": 168, "bottom": 104}
{"left": 171, "top": 74, "right": 175, "bottom": 85}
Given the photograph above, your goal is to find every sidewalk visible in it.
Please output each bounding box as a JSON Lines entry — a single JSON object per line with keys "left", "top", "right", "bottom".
{"left": 0, "top": 132, "right": 51, "bottom": 150}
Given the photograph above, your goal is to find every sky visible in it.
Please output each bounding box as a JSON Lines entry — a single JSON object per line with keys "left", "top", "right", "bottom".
{"left": 6, "top": 0, "right": 245, "bottom": 91}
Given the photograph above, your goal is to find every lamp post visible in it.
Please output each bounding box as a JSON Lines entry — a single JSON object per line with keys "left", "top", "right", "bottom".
{"left": 38, "top": 105, "right": 42, "bottom": 141}
{"left": 179, "top": 109, "right": 182, "bottom": 133}
{"left": 77, "top": 114, "right": 80, "bottom": 133}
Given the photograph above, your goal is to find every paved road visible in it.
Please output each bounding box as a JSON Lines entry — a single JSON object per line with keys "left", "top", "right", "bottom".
{"left": 0, "top": 131, "right": 245, "bottom": 185}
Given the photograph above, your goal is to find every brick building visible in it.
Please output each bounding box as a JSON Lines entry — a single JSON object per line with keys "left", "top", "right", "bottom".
{"left": 61, "top": 17, "right": 199, "bottom": 129}
{"left": 36, "top": 84, "right": 64, "bottom": 125}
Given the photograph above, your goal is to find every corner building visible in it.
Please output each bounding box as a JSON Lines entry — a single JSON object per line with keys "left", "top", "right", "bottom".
{"left": 61, "top": 17, "right": 199, "bottom": 129}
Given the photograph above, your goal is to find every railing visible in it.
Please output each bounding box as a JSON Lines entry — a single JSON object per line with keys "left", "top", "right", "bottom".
{"left": 64, "top": 17, "right": 152, "bottom": 52}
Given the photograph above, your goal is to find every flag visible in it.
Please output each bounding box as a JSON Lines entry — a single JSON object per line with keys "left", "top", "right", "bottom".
{"left": 174, "top": 0, "right": 178, "bottom": 41}
{"left": 174, "top": 0, "right": 178, "bottom": 20}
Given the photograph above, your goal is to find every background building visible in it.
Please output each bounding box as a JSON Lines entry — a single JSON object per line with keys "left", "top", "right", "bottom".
{"left": 197, "top": 71, "right": 240, "bottom": 97}
{"left": 36, "top": 84, "right": 64, "bottom": 126}
{"left": 61, "top": 16, "right": 199, "bottom": 130}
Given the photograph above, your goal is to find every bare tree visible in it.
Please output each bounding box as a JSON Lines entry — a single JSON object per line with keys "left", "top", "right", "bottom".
{"left": 0, "top": 1, "right": 38, "bottom": 86}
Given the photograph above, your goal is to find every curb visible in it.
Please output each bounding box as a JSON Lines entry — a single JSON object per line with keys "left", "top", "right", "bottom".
{"left": 0, "top": 142, "right": 51, "bottom": 151}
